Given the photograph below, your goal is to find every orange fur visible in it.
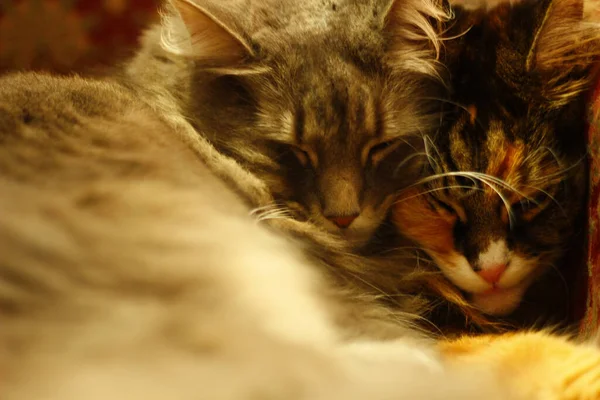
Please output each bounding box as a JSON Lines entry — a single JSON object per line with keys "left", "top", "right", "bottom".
{"left": 440, "top": 332, "right": 600, "bottom": 399}
{"left": 467, "top": 104, "right": 477, "bottom": 124}
{"left": 484, "top": 139, "right": 526, "bottom": 200}
{"left": 393, "top": 189, "right": 455, "bottom": 254}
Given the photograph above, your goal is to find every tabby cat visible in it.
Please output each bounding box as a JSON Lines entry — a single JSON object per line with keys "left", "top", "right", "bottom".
{"left": 1, "top": 69, "right": 600, "bottom": 400}
{"left": 1, "top": 0, "right": 600, "bottom": 398}
{"left": 125, "top": 0, "right": 446, "bottom": 247}
{"left": 393, "top": 0, "right": 599, "bottom": 317}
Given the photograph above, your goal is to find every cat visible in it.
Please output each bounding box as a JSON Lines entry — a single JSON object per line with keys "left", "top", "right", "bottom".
{"left": 2, "top": 70, "right": 600, "bottom": 400}
{"left": 120, "top": 0, "right": 495, "bottom": 334}
{"left": 123, "top": 0, "right": 448, "bottom": 247}
{"left": 393, "top": 0, "right": 600, "bottom": 318}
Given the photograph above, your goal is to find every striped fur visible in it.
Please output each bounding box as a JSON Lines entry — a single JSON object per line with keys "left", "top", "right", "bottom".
{"left": 127, "top": 0, "right": 450, "bottom": 247}
{"left": 394, "top": 0, "right": 600, "bottom": 322}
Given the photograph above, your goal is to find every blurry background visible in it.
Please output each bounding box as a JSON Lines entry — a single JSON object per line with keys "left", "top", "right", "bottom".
{"left": 0, "top": 0, "right": 160, "bottom": 74}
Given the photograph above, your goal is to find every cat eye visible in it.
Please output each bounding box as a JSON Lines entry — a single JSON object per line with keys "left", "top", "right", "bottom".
{"left": 510, "top": 194, "right": 550, "bottom": 222}
{"left": 290, "top": 145, "right": 318, "bottom": 169}
{"left": 366, "top": 139, "right": 400, "bottom": 165}
{"left": 427, "top": 194, "right": 468, "bottom": 223}
{"left": 429, "top": 196, "right": 456, "bottom": 215}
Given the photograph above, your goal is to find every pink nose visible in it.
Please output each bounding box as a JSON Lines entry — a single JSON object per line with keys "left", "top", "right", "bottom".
{"left": 328, "top": 214, "right": 358, "bottom": 229}
{"left": 478, "top": 264, "right": 506, "bottom": 284}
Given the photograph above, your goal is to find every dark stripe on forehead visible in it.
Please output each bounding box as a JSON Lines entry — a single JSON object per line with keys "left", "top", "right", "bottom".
{"left": 331, "top": 84, "right": 349, "bottom": 141}
{"left": 294, "top": 106, "right": 305, "bottom": 142}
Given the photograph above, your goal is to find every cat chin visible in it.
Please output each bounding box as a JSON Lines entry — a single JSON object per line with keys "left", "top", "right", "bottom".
{"left": 312, "top": 211, "right": 383, "bottom": 248}
{"left": 338, "top": 227, "right": 378, "bottom": 247}
{"left": 470, "top": 284, "right": 528, "bottom": 316}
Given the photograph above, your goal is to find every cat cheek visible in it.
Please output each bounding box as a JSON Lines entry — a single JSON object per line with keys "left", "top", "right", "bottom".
{"left": 392, "top": 190, "right": 455, "bottom": 254}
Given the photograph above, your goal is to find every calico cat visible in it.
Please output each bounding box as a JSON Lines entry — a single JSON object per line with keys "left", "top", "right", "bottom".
{"left": 2, "top": 71, "right": 600, "bottom": 400}
{"left": 393, "top": 0, "right": 600, "bottom": 317}
{"left": 124, "top": 0, "right": 447, "bottom": 247}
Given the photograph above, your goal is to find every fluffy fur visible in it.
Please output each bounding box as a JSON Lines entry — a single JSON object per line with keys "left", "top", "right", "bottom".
{"left": 2, "top": 71, "right": 600, "bottom": 400}
{"left": 125, "top": 0, "right": 449, "bottom": 247}
{"left": 393, "top": 0, "right": 600, "bottom": 319}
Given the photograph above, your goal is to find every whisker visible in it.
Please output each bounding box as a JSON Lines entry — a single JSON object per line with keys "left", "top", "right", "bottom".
{"left": 394, "top": 185, "right": 482, "bottom": 205}
{"left": 420, "top": 97, "right": 485, "bottom": 129}
{"left": 533, "top": 153, "right": 587, "bottom": 182}
{"left": 423, "top": 135, "right": 444, "bottom": 174}
{"left": 414, "top": 171, "right": 519, "bottom": 227}
{"left": 393, "top": 152, "right": 431, "bottom": 177}
{"left": 521, "top": 185, "right": 568, "bottom": 218}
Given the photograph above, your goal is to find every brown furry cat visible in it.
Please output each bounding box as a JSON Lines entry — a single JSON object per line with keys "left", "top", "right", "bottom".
{"left": 393, "top": 0, "right": 599, "bottom": 318}
{"left": 2, "top": 70, "right": 600, "bottom": 400}
{"left": 124, "top": 0, "right": 448, "bottom": 247}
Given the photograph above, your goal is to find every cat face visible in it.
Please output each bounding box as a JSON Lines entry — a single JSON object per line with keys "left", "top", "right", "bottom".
{"left": 395, "top": 114, "right": 587, "bottom": 316}
{"left": 393, "top": 0, "right": 598, "bottom": 315}
{"left": 238, "top": 50, "right": 431, "bottom": 245}
{"left": 162, "top": 0, "right": 446, "bottom": 246}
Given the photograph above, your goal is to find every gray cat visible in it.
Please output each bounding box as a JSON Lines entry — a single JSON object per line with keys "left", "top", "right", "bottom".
{"left": 1, "top": 70, "right": 599, "bottom": 400}
{"left": 0, "top": 67, "right": 498, "bottom": 399}
{"left": 124, "top": 0, "right": 447, "bottom": 247}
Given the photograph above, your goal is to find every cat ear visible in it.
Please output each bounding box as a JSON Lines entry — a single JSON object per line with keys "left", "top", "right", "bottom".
{"left": 526, "top": 0, "right": 584, "bottom": 71}
{"left": 526, "top": 0, "right": 600, "bottom": 103}
{"left": 382, "top": 0, "right": 450, "bottom": 77}
{"left": 164, "top": 0, "right": 255, "bottom": 69}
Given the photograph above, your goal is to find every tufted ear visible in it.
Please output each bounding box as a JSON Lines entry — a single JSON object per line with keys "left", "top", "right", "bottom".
{"left": 527, "top": 0, "right": 585, "bottom": 71}
{"left": 382, "top": 0, "right": 450, "bottom": 77}
{"left": 526, "top": 0, "right": 600, "bottom": 104}
{"left": 165, "top": 0, "right": 254, "bottom": 69}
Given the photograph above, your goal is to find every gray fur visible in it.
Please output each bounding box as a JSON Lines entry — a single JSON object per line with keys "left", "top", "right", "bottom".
{"left": 124, "top": 0, "right": 448, "bottom": 246}
{"left": 0, "top": 72, "right": 510, "bottom": 400}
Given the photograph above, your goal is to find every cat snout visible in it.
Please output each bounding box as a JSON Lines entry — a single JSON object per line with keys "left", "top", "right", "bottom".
{"left": 477, "top": 264, "right": 506, "bottom": 285}
{"left": 326, "top": 213, "right": 359, "bottom": 229}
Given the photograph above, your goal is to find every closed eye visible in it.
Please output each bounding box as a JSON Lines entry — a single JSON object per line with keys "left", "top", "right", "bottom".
{"left": 290, "top": 145, "right": 318, "bottom": 169}
{"left": 427, "top": 194, "right": 468, "bottom": 223}
{"left": 511, "top": 193, "right": 550, "bottom": 221}
{"left": 429, "top": 195, "right": 457, "bottom": 215}
{"left": 367, "top": 139, "right": 401, "bottom": 165}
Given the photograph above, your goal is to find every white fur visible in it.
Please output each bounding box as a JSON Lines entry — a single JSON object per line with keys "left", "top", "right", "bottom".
{"left": 432, "top": 253, "right": 490, "bottom": 293}
{"left": 477, "top": 239, "right": 509, "bottom": 270}
{"left": 432, "top": 245, "right": 539, "bottom": 315}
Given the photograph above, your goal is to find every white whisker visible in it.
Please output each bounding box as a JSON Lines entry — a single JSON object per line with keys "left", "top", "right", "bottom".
{"left": 394, "top": 185, "right": 481, "bottom": 205}
{"left": 412, "top": 171, "right": 520, "bottom": 227}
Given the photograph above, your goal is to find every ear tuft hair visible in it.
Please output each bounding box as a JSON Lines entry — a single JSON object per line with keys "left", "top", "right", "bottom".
{"left": 383, "top": 0, "right": 452, "bottom": 79}
{"left": 160, "top": 0, "right": 254, "bottom": 69}
{"left": 527, "top": 0, "right": 600, "bottom": 106}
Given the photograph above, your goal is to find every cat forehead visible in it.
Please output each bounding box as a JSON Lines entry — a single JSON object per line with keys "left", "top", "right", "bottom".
{"left": 264, "top": 82, "right": 380, "bottom": 147}
{"left": 255, "top": 58, "right": 384, "bottom": 143}
{"left": 250, "top": 0, "right": 382, "bottom": 49}
{"left": 447, "top": 116, "right": 524, "bottom": 158}
{"left": 300, "top": 81, "right": 380, "bottom": 142}
{"left": 438, "top": 116, "right": 566, "bottom": 203}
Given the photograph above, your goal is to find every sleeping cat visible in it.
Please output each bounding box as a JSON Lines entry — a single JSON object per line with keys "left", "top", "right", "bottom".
{"left": 393, "top": 0, "right": 599, "bottom": 317}
{"left": 2, "top": 69, "right": 600, "bottom": 400}
{"left": 124, "top": 0, "right": 447, "bottom": 247}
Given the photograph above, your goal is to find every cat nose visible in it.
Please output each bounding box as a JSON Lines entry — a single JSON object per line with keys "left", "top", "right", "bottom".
{"left": 477, "top": 264, "right": 507, "bottom": 284}
{"left": 327, "top": 214, "right": 359, "bottom": 229}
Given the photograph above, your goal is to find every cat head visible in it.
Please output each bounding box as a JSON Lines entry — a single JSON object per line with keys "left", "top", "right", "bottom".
{"left": 160, "top": 0, "right": 449, "bottom": 247}
{"left": 393, "top": 0, "right": 600, "bottom": 315}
